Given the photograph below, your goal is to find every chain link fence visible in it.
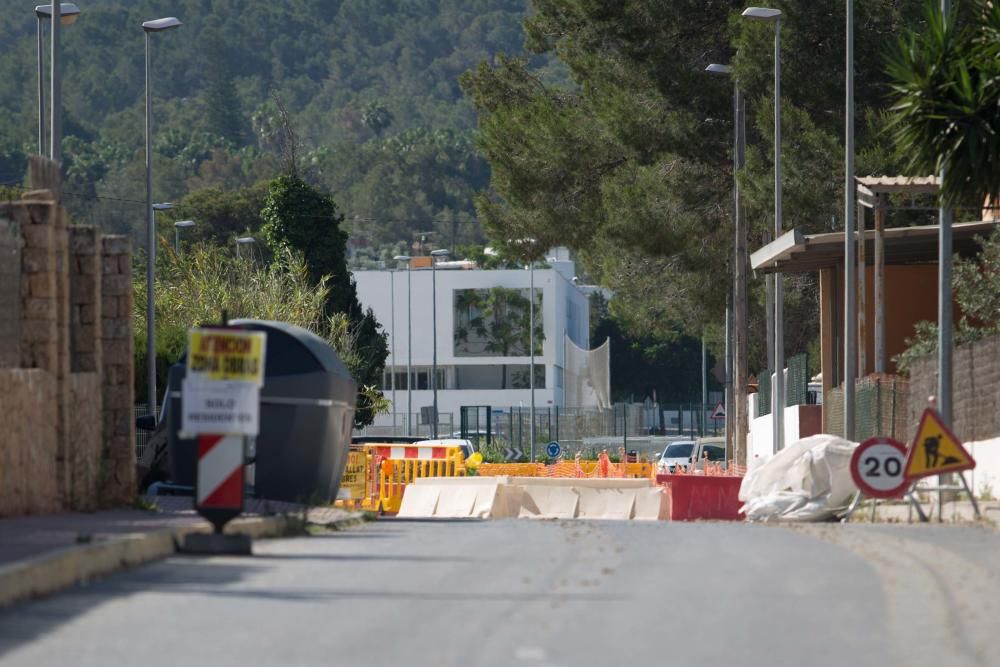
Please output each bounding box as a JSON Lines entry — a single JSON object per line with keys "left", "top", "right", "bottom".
{"left": 824, "top": 376, "right": 910, "bottom": 441}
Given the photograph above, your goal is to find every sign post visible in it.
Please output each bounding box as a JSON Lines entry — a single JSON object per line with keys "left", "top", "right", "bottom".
{"left": 844, "top": 437, "right": 920, "bottom": 522}
{"left": 180, "top": 325, "right": 266, "bottom": 554}
{"left": 902, "top": 408, "right": 979, "bottom": 521}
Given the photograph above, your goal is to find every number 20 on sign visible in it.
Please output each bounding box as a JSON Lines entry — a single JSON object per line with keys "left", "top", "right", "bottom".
{"left": 850, "top": 437, "right": 909, "bottom": 500}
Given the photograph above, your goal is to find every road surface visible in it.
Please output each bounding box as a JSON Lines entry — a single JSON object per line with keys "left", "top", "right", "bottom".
{"left": 1, "top": 520, "right": 999, "bottom": 667}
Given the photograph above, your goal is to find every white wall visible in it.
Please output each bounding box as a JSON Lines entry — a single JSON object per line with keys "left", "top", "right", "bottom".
{"left": 967, "top": 438, "right": 1000, "bottom": 499}
{"left": 746, "top": 404, "right": 807, "bottom": 470}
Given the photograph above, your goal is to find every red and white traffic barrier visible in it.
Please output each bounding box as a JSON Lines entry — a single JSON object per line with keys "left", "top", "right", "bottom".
{"left": 196, "top": 434, "right": 244, "bottom": 521}
{"left": 375, "top": 445, "right": 450, "bottom": 460}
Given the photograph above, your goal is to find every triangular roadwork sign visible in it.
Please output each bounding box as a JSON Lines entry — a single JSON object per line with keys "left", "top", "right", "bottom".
{"left": 711, "top": 402, "right": 726, "bottom": 420}
{"left": 903, "top": 408, "right": 975, "bottom": 481}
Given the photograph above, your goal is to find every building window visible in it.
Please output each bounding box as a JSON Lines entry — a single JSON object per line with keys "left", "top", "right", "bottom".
{"left": 381, "top": 368, "right": 446, "bottom": 390}
{"left": 454, "top": 364, "right": 545, "bottom": 390}
{"left": 453, "top": 288, "right": 543, "bottom": 357}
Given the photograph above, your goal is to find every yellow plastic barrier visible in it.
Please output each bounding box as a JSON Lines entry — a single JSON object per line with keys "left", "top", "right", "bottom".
{"left": 365, "top": 445, "right": 467, "bottom": 514}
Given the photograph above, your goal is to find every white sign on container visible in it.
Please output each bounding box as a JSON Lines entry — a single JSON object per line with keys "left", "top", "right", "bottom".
{"left": 182, "top": 378, "right": 260, "bottom": 436}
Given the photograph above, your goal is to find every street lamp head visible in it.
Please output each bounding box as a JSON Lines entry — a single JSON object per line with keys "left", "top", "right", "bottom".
{"left": 393, "top": 254, "right": 412, "bottom": 262}
{"left": 706, "top": 63, "right": 732, "bottom": 76}
{"left": 236, "top": 236, "right": 256, "bottom": 245}
{"left": 742, "top": 7, "right": 782, "bottom": 22}
{"left": 174, "top": 220, "right": 195, "bottom": 229}
{"left": 35, "top": 3, "right": 81, "bottom": 24}
{"left": 142, "top": 17, "right": 182, "bottom": 32}
{"left": 430, "top": 249, "right": 450, "bottom": 257}
{"left": 152, "top": 202, "right": 173, "bottom": 211}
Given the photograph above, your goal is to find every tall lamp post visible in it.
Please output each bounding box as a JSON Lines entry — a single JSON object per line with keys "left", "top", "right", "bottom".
{"left": 34, "top": 3, "right": 81, "bottom": 157}
{"left": 844, "top": 0, "right": 857, "bottom": 440}
{"left": 706, "top": 62, "right": 748, "bottom": 463}
{"left": 236, "top": 236, "right": 256, "bottom": 259}
{"left": 742, "top": 6, "right": 784, "bottom": 453}
{"left": 173, "top": 219, "right": 195, "bottom": 254}
{"left": 142, "top": 16, "right": 181, "bottom": 423}
{"left": 394, "top": 255, "right": 413, "bottom": 435}
{"left": 528, "top": 258, "right": 536, "bottom": 461}
{"left": 389, "top": 266, "right": 397, "bottom": 434}
{"left": 430, "top": 248, "right": 450, "bottom": 438}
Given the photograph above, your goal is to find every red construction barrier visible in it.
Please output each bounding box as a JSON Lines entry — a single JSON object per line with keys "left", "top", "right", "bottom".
{"left": 656, "top": 474, "right": 744, "bottom": 521}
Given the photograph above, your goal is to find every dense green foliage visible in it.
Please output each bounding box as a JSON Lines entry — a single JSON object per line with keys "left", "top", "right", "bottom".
{"left": 133, "top": 243, "right": 389, "bottom": 427}
{"left": 0, "top": 0, "right": 536, "bottom": 249}
{"left": 887, "top": 0, "right": 1000, "bottom": 208}
{"left": 461, "top": 0, "right": 926, "bottom": 374}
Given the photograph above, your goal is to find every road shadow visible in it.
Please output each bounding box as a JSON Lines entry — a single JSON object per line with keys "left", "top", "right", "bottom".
{"left": 249, "top": 553, "right": 472, "bottom": 563}
{"left": 0, "top": 557, "right": 266, "bottom": 658}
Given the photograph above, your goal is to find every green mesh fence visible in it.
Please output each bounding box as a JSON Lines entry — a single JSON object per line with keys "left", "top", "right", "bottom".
{"left": 824, "top": 377, "right": 910, "bottom": 441}
{"left": 785, "top": 353, "right": 809, "bottom": 407}
{"left": 757, "top": 372, "right": 771, "bottom": 417}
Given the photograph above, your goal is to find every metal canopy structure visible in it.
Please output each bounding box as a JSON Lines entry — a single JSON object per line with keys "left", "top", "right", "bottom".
{"left": 751, "top": 221, "right": 996, "bottom": 274}
{"left": 855, "top": 175, "right": 939, "bottom": 209}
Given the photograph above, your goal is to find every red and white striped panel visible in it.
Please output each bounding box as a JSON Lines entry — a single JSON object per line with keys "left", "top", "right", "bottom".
{"left": 375, "top": 446, "right": 448, "bottom": 460}
{"left": 197, "top": 434, "right": 244, "bottom": 509}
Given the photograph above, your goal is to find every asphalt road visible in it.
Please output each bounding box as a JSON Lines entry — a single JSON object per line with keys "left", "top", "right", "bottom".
{"left": 1, "top": 520, "right": 999, "bottom": 667}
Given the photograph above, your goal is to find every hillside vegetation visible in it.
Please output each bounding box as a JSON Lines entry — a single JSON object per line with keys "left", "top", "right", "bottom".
{"left": 0, "top": 0, "right": 539, "bottom": 255}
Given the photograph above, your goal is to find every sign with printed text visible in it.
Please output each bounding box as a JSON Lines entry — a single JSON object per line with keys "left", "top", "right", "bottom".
{"left": 187, "top": 328, "right": 266, "bottom": 386}
{"left": 181, "top": 378, "right": 260, "bottom": 436}
{"left": 338, "top": 449, "right": 368, "bottom": 501}
{"left": 850, "top": 437, "right": 909, "bottom": 499}
{"left": 903, "top": 408, "right": 975, "bottom": 481}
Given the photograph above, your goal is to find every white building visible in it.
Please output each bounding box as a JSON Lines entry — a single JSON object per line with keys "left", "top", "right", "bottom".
{"left": 353, "top": 249, "right": 596, "bottom": 432}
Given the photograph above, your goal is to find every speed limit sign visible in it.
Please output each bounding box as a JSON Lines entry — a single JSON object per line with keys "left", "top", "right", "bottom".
{"left": 850, "top": 437, "right": 909, "bottom": 499}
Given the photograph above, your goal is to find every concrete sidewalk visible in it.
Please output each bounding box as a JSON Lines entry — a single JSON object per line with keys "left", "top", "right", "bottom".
{"left": 0, "top": 497, "right": 364, "bottom": 608}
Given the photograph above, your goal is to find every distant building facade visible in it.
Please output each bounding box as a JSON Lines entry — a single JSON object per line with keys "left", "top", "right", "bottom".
{"left": 353, "top": 249, "right": 592, "bottom": 432}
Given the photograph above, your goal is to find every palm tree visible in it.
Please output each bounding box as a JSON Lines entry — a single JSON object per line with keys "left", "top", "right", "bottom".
{"left": 887, "top": 1, "right": 1000, "bottom": 209}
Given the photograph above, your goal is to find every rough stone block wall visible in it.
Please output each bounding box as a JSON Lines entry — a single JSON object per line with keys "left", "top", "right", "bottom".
{"left": 69, "top": 226, "right": 101, "bottom": 373}
{"left": 0, "top": 219, "right": 21, "bottom": 368}
{"left": 0, "top": 370, "right": 59, "bottom": 516}
{"left": 16, "top": 200, "right": 59, "bottom": 374}
{"left": 908, "top": 334, "right": 1000, "bottom": 442}
{"left": 68, "top": 373, "right": 102, "bottom": 511}
{"left": 101, "top": 235, "right": 135, "bottom": 504}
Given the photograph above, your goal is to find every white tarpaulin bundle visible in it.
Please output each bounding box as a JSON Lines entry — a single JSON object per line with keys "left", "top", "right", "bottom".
{"left": 739, "top": 434, "right": 859, "bottom": 522}
{"left": 564, "top": 335, "right": 610, "bottom": 409}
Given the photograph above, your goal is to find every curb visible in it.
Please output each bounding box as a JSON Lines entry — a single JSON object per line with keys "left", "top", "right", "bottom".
{"left": 0, "top": 512, "right": 364, "bottom": 609}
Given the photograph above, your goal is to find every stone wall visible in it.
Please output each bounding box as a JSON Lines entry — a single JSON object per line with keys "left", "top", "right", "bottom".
{"left": 0, "top": 220, "right": 20, "bottom": 368}
{"left": 101, "top": 235, "right": 135, "bottom": 504}
{"left": 0, "top": 370, "right": 59, "bottom": 515}
{"left": 908, "top": 335, "right": 1000, "bottom": 442}
{"left": 0, "top": 156, "right": 136, "bottom": 517}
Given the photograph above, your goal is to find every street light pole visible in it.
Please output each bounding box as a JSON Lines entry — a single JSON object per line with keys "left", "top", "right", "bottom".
{"left": 50, "top": 1, "right": 60, "bottom": 163}
{"left": 394, "top": 255, "right": 413, "bottom": 435}
{"left": 706, "top": 62, "right": 748, "bottom": 464}
{"left": 529, "top": 259, "right": 535, "bottom": 461}
{"left": 36, "top": 14, "right": 45, "bottom": 156}
{"left": 390, "top": 267, "right": 397, "bottom": 435}
{"left": 142, "top": 17, "right": 181, "bottom": 422}
{"left": 844, "top": 0, "right": 857, "bottom": 440}
{"left": 430, "top": 248, "right": 450, "bottom": 438}
{"left": 743, "top": 6, "right": 784, "bottom": 453}
{"left": 236, "top": 236, "right": 256, "bottom": 259}
{"left": 173, "top": 219, "right": 194, "bottom": 254}
{"left": 938, "top": 0, "right": 953, "bottom": 427}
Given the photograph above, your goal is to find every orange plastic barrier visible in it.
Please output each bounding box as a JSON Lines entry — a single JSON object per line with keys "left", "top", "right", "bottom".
{"left": 476, "top": 450, "right": 654, "bottom": 480}
{"left": 656, "top": 473, "right": 744, "bottom": 521}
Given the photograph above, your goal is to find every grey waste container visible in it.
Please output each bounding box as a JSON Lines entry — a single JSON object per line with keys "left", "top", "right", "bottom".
{"left": 165, "top": 320, "right": 357, "bottom": 503}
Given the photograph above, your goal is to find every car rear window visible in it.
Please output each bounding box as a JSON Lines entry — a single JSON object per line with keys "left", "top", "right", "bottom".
{"left": 664, "top": 443, "right": 694, "bottom": 458}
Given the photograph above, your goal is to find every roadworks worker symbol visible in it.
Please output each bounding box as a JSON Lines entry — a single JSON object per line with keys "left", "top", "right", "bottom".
{"left": 903, "top": 408, "right": 975, "bottom": 481}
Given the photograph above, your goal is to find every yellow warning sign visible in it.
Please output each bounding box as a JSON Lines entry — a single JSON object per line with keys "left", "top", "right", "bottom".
{"left": 903, "top": 408, "right": 975, "bottom": 481}
{"left": 340, "top": 449, "right": 368, "bottom": 500}
{"left": 187, "top": 328, "right": 266, "bottom": 386}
